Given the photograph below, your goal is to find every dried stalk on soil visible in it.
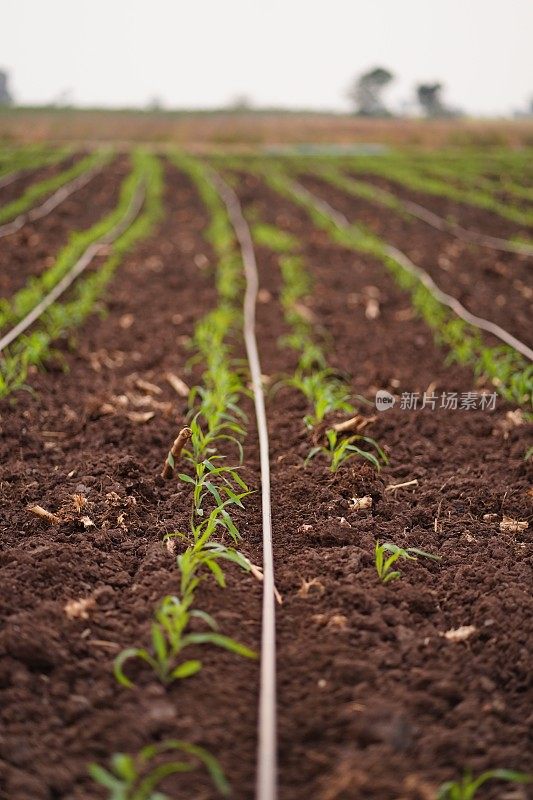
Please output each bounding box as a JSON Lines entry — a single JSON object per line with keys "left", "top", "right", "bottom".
{"left": 28, "top": 504, "right": 61, "bottom": 525}
{"left": 385, "top": 478, "right": 419, "bottom": 493}
{"left": 350, "top": 495, "right": 372, "bottom": 510}
{"left": 332, "top": 414, "right": 377, "bottom": 433}
{"left": 499, "top": 516, "right": 528, "bottom": 532}
{"left": 161, "top": 426, "right": 192, "bottom": 479}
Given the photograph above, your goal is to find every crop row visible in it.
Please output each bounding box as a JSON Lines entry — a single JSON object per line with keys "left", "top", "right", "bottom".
{"left": 248, "top": 214, "right": 387, "bottom": 473}
{"left": 336, "top": 148, "right": 533, "bottom": 205}
{"left": 299, "top": 163, "right": 532, "bottom": 255}
{"left": 253, "top": 151, "right": 532, "bottom": 231}
{"left": 248, "top": 161, "right": 532, "bottom": 409}
{"left": 2, "top": 150, "right": 531, "bottom": 798}
{"left": 337, "top": 152, "right": 533, "bottom": 228}
{"left": 223, "top": 162, "right": 531, "bottom": 798}
{"left": 0, "top": 151, "right": 162, "bottom": 397}
{"left": 0, "top": 148, "right": 110, "bottom": 226}
{"left": 0, "top": 143, "right": 72, "bottom": 182}
{"left": 242, "top": 186, "right": 447, "bottom": 577}
{"left": 406, "top": 155, "right": 533, "bottom": 204}
{"left": 228, "top": 162, "right": 532, "bottom": 798}
{"left": 90, "top": 154, "right": 261, "bottom": 798}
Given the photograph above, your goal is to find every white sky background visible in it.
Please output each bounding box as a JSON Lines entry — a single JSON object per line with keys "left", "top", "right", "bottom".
{"left": 1, "top": 0, "right": 532, "bottom": 116}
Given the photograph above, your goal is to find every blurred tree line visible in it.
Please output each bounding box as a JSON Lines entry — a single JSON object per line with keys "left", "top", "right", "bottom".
{"left": 347, "top": 67, "right": 460, "bottom": 117}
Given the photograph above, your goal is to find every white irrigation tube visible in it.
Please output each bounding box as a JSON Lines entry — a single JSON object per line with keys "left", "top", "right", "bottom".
{"left": 0, "top": 161, "right": 105, "bottom": 239}
{"left": 291, "top": 181, "right": 533, "bottom": 363}
{"left": 209, "top": 169, "right": 277, "bottom": 800}
{"left": 0, "top": 181, "right": 145, "bottom": 354}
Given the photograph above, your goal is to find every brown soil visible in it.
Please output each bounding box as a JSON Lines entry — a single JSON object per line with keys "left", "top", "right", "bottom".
{"left": 346, "top": 170, "right": 533, "bottom": 242}
{"left": 0, "top": 156, "right": 132, "bottom": 301}
{"left": 0, "top": 153, "right": 83, "bottom": 208}
{"left": 233, "top": 170, "right": 533, "bottom": 800}
{"left": 0, "top": 161, "right": 531, "bottom": 800}
{"left": 296, "top": 173, "right": 533, "bottom": 347}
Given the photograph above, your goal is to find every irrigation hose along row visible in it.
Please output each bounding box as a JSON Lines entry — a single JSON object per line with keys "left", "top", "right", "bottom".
{"left": 209, "top": 169, "right": 278, "bottom": 800}
{"left": 0, "top": 180, "right": 146, "bottom": 354}
{"left": 0, "top": 161, "right": 106, "bottom": 239}
{"left": 291, "top": 181, "right": 533, "bottom": 363}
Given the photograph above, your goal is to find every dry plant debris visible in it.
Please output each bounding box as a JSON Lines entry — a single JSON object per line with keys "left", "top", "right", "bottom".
{"left": 64, "top": 596, "right": 97, "bottom": 620}
{"left": 385, "top": 478, "right": 419, "bottom": 493}
{"left": 442, "top": 625, "right": 477, "bottom": 642}
{"left": 298, "top": 577, "right": 326, "bottom": 598}
{"left": 28, "top": 505, "right": 60, "bottom": 525}
{"left": 350, "top": 495, "right": 373, "bottom": 510}
{"left": 500, "top": 516, "right": 528, "bottom": 532}
{"left": 332, "top": 414, "right": 377, "bottom": 434}
{"left": 134, "top": 376, "right": 162, "bottom": 395}
{"left": 165, "top": 371, "right": 190, "bottom": 397}
{"left": 161, "top": 426, "right": 193, "bottom": 479}
{"left": 126, "top": 410, "right": 155, "bottom": 423}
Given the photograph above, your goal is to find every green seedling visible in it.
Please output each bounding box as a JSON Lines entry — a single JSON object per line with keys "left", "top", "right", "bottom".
{"left": 173, "top": 505, "right": 253, "bottom": 584}
{"left": 179, "top": 457, "right": 250, "bottom": 520}
{"left": 114, "top": 590, "right": 256, "bottom": 688}
{"left": 278, "top": 332, "right": 327, "bottom": 371}
{"left": 252, "top": 221, "right": 299, "bottom": 252}
{"left": 286, "top": 369, "right": 354, "bottom": 429}
{"left": 375, "top": 541, "right": 441, "bottom": 583}
{"left": 307, "top": 428, "right": 387, "bottom": 473}
{"left": 186, "top": 404, "right": 246, "bottom": 463}
{"left": 437, "top": 768, "right": 532, "bottom": 799}
{"left": 89, "top": 739, "right": 230, "bottom": 799}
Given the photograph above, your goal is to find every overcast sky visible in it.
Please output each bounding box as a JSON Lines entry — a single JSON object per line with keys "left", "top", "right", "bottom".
{"left": 1, "top": 0, "right": 532, "bottom": 116}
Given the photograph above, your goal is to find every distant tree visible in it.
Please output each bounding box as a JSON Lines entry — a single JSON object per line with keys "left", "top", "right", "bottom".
{"left": 147, "top": 95, "right": 164, "bottom": 111}
{"left": 347, "top": 67, "right": 394, "bottom": 116}
{"left": 228, "top": 94, "right": 253, "bottom": 111}
{"left": 53, "top": 88, "right": 74, "bottom": 108}
{"left": 416, "top": 83, "right": 449, "bottom": 117}
{"left": 0, "top": 70, "right": 13, "bottom": 106}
